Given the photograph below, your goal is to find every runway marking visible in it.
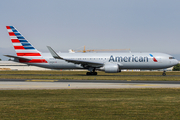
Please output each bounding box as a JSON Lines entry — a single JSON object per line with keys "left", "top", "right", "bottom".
{"left": 0, "top": 84, "right": 43, "bottom": 87}
{"left": 26, "top": 80, "right": 58, "bottom": 82}
{"left": 118, "top": 84, "right": 159, "bottom": 86}
{"left": 133, "top": 84, "right": 159, "bottom": 86}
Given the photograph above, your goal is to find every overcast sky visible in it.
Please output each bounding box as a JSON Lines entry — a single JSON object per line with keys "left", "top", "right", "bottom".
{"left": 1, "top": 0, "right": 180, "bottom": 60}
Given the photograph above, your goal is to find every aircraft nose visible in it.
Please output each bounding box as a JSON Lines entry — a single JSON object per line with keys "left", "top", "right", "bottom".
{"left": 174, "top": 59, "right": 179, "bottom": 65}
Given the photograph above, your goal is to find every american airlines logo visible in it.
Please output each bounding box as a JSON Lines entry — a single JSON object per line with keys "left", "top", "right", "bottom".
{"left": 149, "top": 54, "right": 158, "bottom": 62}
{"left": 109, "top": 55, "right": 149, "bottom": 62}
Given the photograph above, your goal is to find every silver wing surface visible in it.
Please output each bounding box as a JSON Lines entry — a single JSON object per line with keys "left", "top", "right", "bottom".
{"left": 47, "top": 46, "right": 104, "bottom": 68}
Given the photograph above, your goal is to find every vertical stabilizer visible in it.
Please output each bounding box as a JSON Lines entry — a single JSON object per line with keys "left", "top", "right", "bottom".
{"left": 6, "top": 26, "right": 41, "bottom": 57}
{"left": 6, "top": 26, "right": 47, "bottom": 63}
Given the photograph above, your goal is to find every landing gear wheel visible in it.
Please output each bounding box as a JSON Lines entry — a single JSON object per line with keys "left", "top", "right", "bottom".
{"left": 86, "top": 72, "right": 97, "bottom": 75}
{"left": 162, "top": 71, "right": 166, "bottom": 76}
{"left": 93, "top": 72, "right": 97, "bottom": 75}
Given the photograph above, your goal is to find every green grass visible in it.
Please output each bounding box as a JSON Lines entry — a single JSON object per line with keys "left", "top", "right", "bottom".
{"left": 0, "top": 71, "right": 180, "bottom": 81}
{"left": 0, "top": 89, "right": 180, "bottom": 119}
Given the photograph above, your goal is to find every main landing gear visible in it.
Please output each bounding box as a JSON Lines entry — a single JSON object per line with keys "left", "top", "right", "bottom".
{"left": 86, "top": 67, "right": 97, "bottom": 75}
{"left": 86, "top": 72, "right": 97, "bottom": 75}
{"left": 162, "top": 70, "right": 166, "bottom": 76}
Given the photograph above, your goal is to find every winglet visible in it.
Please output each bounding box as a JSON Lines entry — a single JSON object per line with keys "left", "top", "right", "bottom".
{"left": 47, "top": 46, "right": 63, "bottom": 59}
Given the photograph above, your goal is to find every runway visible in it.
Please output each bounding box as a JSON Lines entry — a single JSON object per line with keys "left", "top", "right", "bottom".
{"left": 0, "top": 79, "right": 180, "bottom": 90}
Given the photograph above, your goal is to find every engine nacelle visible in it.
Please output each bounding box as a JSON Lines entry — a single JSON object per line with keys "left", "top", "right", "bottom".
{"left": 103, "top": 63, "right": 121, "bottom": 73}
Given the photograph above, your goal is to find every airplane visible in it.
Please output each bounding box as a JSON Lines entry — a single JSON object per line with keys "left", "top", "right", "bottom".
{"left": 4, "top": 26, "right": 179, "bottom": 76}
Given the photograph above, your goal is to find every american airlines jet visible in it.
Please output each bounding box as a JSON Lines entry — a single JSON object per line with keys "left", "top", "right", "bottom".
{"left": 5, "top": 26, "right": 179, "bottom": 76}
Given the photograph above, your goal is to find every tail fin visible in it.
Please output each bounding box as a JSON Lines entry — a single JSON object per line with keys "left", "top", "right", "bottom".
{"left": 6, "top": 26, "right": 47, "bottom": 63}
{"left": 6, "top": 26, "right": 41, "bottom": 57}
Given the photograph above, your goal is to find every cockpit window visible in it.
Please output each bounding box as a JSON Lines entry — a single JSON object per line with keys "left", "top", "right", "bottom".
{"left": 169, "top": 57, "right": 175, "bottom": 59}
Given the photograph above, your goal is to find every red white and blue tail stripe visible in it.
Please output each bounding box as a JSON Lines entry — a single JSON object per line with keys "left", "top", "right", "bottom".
{"left": 6, "top": 26, "right": 41, "bottom": 56}
{"left": 6, "top": 26, "right": 47, "bottom": 63}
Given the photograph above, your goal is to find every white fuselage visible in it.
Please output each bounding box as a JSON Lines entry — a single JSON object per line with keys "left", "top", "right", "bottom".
{"left": 25, "top": 52, "right": 178, "bottom": 70}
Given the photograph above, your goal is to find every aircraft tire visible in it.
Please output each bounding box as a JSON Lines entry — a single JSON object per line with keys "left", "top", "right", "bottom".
{"left": 86, "top": 72, "right": 97, "bottom": 75}
{"left": 94, "top": 72, "right": 97, "bottom": 75}
{"left": 162, "top": 72, "right": 166, "bottom": 76}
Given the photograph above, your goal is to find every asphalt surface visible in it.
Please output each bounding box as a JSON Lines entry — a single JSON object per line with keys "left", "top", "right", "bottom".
{"left": 0, "top": 79, "right": 180, "bottom": 90}
{"left": 0, "top": 79, "right": 180, "bottom": 84}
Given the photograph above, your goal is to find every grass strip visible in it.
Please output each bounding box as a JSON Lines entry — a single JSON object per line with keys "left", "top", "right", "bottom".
{"left": 0, "top": 71, "right": 180, "bottom": 81}
{"left": 0, "top": 89, "right": 180, "bottom": 119}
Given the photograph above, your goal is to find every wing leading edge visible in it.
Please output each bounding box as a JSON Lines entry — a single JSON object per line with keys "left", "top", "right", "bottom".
{"left": 47, "top": 46, "right": 104, "bottom": 68}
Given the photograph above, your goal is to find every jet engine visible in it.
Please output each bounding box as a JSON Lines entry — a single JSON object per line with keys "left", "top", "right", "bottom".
{"left": 102, "top": 63, "right": 121, "bottom": 73}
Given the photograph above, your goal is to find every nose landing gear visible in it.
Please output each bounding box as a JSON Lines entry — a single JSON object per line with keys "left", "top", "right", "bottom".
{"left": 162, "top": 70, "right": 166, "bottom": 76}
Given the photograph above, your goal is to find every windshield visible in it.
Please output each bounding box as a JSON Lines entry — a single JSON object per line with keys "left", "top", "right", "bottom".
{"left": 169, "top": 57, "right": 175, "bottom": 59}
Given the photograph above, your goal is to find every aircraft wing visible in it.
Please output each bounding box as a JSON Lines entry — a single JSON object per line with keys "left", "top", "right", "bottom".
{"left": 4, "top": 55, "right": 32, "bottom": 61}
{"left": 47, "top": 46, "right": 104, "bottom": 68}
{"left": 64, "top": 58, "right": 103, "bottom": 67}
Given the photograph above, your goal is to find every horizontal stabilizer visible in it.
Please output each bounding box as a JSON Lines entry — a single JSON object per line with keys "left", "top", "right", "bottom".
{"left": 4, "top": 55, "right": 32, "bottom": 61}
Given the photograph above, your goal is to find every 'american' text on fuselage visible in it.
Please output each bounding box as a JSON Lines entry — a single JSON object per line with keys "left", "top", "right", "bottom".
{"left": 109, "top": 55, "right": 149, "bottom": 62}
